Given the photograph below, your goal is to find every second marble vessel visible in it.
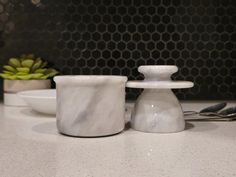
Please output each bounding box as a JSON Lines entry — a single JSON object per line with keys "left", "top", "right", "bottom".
{"left": 54, "top": 75, "right": 127, "bottom": 137}
{"left": 126, "top": 65, "right": 194, "bottom": 133}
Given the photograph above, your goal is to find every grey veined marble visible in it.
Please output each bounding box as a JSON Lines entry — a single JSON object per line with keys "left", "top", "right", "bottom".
{"left": 54, "top": 76, "right": 127, "bottom": 137}
{"left": 131, "top": 89, "right": 185, "bottom": 133}
{"left": 126, "top": 65, "right": 194, "bottom": 133}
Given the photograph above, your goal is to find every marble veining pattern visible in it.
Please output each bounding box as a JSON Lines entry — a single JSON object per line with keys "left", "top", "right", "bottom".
{"left": 54, "top": 76, "right": 127, "bottom": 137}
{"left": 131, "top": 89, "right": 185, "bottom": 133}
{"left": 127, "top": 65, "right": 193, "bottom": 133}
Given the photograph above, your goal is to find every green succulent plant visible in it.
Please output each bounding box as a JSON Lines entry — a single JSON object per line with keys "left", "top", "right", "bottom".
{"left": 0, "top": 54, "right": 59, "bottom": 80}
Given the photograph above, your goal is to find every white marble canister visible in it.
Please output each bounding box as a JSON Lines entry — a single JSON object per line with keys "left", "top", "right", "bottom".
{"left": 54, "top": 75, "right": 127, "bottom": 137}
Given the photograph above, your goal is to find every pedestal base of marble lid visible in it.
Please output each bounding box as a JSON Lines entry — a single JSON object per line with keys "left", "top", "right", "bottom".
{"left": 131, "top": 89, "right": 185, "bottom": 133}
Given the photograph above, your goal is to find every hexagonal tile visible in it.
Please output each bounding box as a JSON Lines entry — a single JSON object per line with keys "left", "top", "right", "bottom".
{"left": 0, "top": 0, "right": 234, "bottom": 100}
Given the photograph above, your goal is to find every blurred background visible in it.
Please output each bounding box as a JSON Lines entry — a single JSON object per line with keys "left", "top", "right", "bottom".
{"left": 0, "top": 0, "right": 235, "bottom": 100}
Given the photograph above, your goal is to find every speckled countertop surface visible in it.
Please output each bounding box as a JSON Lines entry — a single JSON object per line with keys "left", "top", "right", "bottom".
{"left": 0, "top": 101, "right": 236, "bottom": 177}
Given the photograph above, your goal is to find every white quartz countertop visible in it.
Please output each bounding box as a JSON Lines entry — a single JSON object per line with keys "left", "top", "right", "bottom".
{"left": 0, "top": 101, "right": 236, "bottom": 177}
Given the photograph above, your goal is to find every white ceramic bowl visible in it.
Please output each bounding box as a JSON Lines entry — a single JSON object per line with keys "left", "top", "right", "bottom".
{"left": 18, "top": 89, "right": 56, "bottom": 115}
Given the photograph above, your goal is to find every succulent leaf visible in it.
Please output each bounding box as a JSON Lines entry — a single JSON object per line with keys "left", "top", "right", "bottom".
{"left": 21, "top": 59, "right": 34, "bottom": 68}
{"left": 44, "top": 68, "right": 59, "bottom": 77}
{"left": 31, "top": 60, "right": 42, "bottom": 72}
{"left": 8, "top": 75, "right": 17, "bottom": 80}
{"left": 16, "top": 67, "right": 30, "bottom": 73}
{"left": 35, "top": 69, "right": 46, "bottom": 73}
{"left": 16, "top": 75, "right": 32, "bottom": 80}
{"left": 40, "top": 61, "right": 47, "bottom": 68}
{"left": 3, "top": 71, "right": 14, "bottom": 74}
{"left": 39, "top": 75, "right": 48, "bottom": 79}
{"left": 8, "top": 58, "right": 21, "bottom": 68}
{"left": 30, "top": 73, "right": 44, "bottom": 79}
{"left": 3, "top": 65, "right": 17, "bottom": 73}
{"left": 0, "top": 73, "right": 17, "bottom": 80}
{"left": 0, "top": 73, "right": 9, "bottom": 78}
{"left": 16, "top": 72, "right": 25, "bottom": 75}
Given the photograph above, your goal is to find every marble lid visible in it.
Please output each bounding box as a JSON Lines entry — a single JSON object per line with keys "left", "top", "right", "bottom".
{"left": 139, "top": 65, "right": 178, "bottom": 81}
{"left": 126, "top": 65, "right": 194, "bottom": 89}
{"left": 126, "top": 80, "right": 194, "bottom": 89}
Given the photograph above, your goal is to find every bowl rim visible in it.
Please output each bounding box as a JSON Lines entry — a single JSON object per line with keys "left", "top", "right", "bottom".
{"left": 17, "top": 89, "right": 56, "bottom": 99}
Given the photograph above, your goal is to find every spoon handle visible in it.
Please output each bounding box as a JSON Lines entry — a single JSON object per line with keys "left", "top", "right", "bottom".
{"left": 183, "top": 111, "right": 198, "bottom": 116}
{"left": 185, "top": 116, "right": 236, "bottom": 121}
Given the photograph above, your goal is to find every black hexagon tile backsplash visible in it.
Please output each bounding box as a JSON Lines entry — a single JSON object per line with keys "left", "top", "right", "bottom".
{"left": 0, "top": 0, "right": 235, "bottom": 100}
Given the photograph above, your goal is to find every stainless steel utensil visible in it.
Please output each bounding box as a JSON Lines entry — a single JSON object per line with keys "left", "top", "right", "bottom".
{"left": 184, "top": 102, "right": 236, "bottom": 121}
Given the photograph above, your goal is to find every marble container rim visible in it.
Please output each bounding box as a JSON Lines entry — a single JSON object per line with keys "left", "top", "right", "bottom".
{"left": 54, "top": 75, "right": 128, "bottom": 85}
